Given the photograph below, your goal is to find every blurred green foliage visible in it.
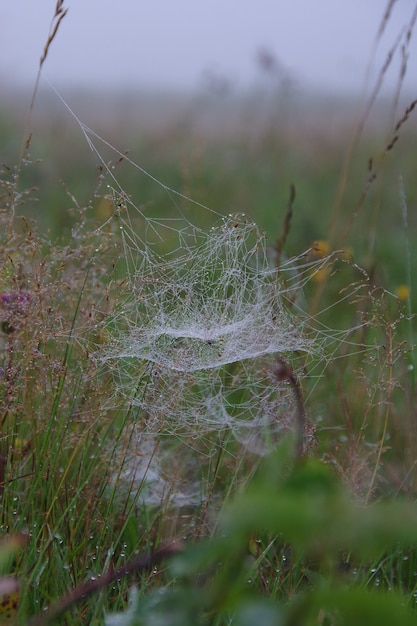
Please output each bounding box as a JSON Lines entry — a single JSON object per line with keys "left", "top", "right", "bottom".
{"left": 104, "top": 438, "right": 417, "bottom": 625}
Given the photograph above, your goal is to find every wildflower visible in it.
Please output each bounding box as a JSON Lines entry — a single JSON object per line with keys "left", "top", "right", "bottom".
{"left": 395, "top": 284, "right": 410, "bottom": 302}
{"left": 0, "top": 577, "right": 20, "bottom": 622}
{"left": 311, "top": 240, "right": 330, "bottom": 259}
{"left": 0, "top": 291, "right": 32, "bottom": 334}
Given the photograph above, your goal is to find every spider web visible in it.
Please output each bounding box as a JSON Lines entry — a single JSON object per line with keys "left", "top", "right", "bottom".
{"left": 103, "top": 211, "right": 322, "bottom": 444}
{"left": 46, "top": 82, "right": 368, "bottom": 463}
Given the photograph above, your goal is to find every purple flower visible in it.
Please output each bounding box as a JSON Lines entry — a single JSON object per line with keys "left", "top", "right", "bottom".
{"left": 0, "top": 290, "right": 32, "bottom": 333}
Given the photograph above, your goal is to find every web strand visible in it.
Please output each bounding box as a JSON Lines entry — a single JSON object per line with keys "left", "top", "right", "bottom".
{"left": 40, "top": 75, "right": 376, "bottom": 457}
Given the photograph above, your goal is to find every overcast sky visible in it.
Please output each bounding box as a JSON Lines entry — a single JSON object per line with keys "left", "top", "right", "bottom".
{"left": 1, "top": 1, "right": 416, "bottom": 96}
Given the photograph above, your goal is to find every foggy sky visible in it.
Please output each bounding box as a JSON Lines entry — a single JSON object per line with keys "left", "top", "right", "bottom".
{"left": 1, "top": 1, "right": 416, "bottom": 96}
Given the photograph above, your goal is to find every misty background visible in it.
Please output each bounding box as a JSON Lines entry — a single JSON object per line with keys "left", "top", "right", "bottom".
{"left": 0, "top": 1, "right": 416, "bottom": 242}
{"left": 1, "top": 2, "right": 416, "bottom": 97}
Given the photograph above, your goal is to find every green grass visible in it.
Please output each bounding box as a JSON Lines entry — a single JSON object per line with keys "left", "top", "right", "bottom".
{"left": 1, "top": 9, "right": 417, "bottom": 622}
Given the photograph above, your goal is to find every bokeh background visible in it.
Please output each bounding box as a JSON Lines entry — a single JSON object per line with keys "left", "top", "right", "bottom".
{"left": 0, "top": 1, "right": 416, "bottom": 301}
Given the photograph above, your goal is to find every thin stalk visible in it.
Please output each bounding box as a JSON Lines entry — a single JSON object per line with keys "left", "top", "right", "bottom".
{"left": 275, "top": 359, "right": 306, "bottom": 460}
{"left": 26, "top": 542, "right": 182, "bottom": 626}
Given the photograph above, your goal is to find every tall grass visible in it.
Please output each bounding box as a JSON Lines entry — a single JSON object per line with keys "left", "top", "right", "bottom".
{"left": 1, "top": 1, "right": 417, "bottom": 624}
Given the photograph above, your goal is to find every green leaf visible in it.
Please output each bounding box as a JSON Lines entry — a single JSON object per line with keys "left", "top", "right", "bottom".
{"left": 221, "top": 454, "right": 417, "bottom": 558}
{"left": 296, "top": 588, "right": 417, "bottom": 626}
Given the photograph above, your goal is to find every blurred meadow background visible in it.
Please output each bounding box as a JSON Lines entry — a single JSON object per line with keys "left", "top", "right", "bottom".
{"left": 2, "top": 1, "right": 417, "bottom": 624}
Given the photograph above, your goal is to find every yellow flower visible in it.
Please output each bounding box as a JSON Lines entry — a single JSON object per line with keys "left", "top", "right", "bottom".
{"left": 395, "top": 285, "right": 410, "bottom": 302}
{"left": 311, "top": 240, "right": 330, "bottom": 259}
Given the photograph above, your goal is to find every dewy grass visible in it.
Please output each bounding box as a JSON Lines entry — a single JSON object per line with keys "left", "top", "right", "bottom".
{"left": 2, "top": 1, "right": 417, "bottom": 624}
{"left": 0, "top": 147, "right": 133, "bottom": 621}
